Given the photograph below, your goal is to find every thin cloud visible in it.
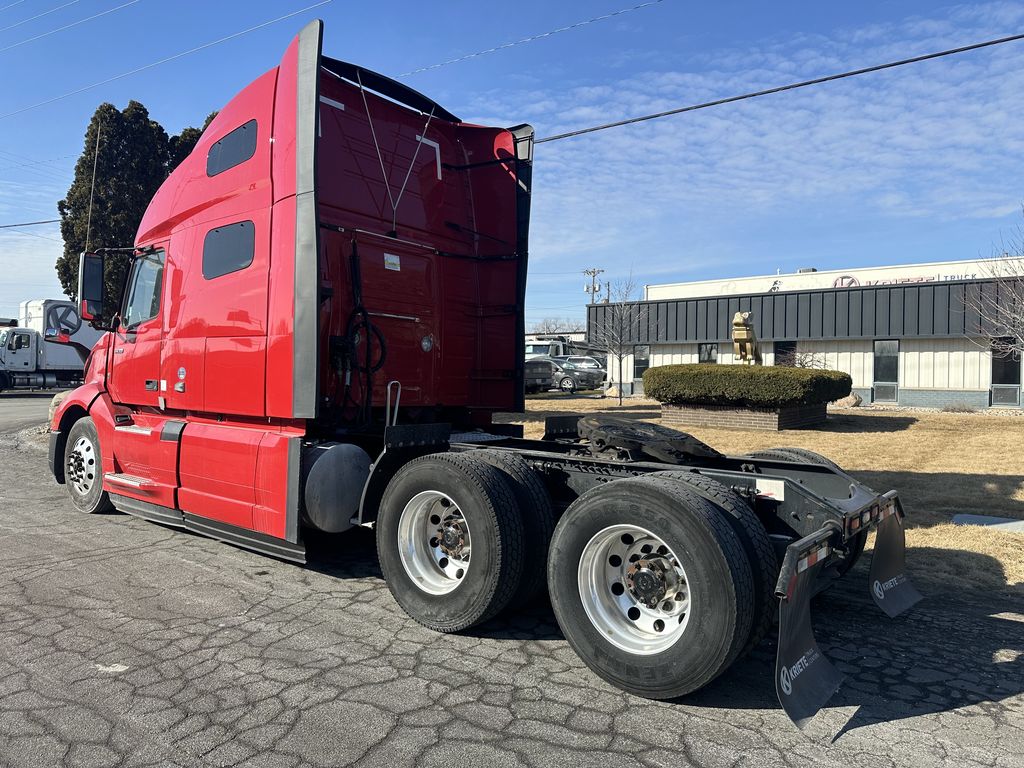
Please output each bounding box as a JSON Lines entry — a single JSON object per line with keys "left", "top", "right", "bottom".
{"left": 462, "top": 1, "right": 1024, "bottom": 315}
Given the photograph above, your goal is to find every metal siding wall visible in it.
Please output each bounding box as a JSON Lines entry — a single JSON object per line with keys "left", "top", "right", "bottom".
{"left": 904, "top": 287, "right": 919, "bottom": 336}
{"left": 823, "top": 292, "right": 836, "bottom": 337}
{"left": 809, "top": 293, "right": 823, "bottom": 339}
{"left": 794, "top": 339, "right": 873, "bottom": 388}
{"left": 890, "top": 287, "right": 904, "bottom": 336}
{"left": 934, "top": 285, "right": 949, "bottom": 335}
{"left": 875, "top": 289, "right": 889, "bottom": 336}
{"left": 918, "top": 287, "right": 933, "bottom": 335}
{"left": 797, "top": 294, "right": 810, "bottom": 338}
{"left": 584, "top": 279, "right": 1012, "bottom": 347}
{"left": 900, "top": 337, "right": 989, "bottom": 391}
{"left": 847, "top": 291, "right": 860, "bottom": 336}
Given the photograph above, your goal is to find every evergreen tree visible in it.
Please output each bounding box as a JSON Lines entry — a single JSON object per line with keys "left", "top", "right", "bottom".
{"left": 56, "top": 102, "right": 213, "bottom": 300}
{"left": 56, "top": 101, "right": 169, "bottom": 299}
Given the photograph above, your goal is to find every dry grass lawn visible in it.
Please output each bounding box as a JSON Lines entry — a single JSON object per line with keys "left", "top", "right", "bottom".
{"left": 496, "top": 396, "right": 1024, "bottom": 591}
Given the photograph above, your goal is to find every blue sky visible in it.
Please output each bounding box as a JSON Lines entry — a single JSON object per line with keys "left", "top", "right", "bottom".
{"left": 2, "top": 1, "right": 1024, "bottom": 325}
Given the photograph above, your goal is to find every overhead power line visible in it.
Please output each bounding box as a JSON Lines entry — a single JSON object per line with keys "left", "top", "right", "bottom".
{"left": 400, "top": 0, "right": 666, "bottom": 76}
{"left": 0, "top": 0, "right": 332, "bottom": 121}
{"left": 2, "top": 228, "right": 61, "bottom": 243}
{"left": 0, "top": 0, "right": 142, "bottom": 54}
{"left": 0, "top": 219, "right": 61, "bottom": 228}
{"left": 536, "top": 31, "right": 1024, "bottom": 143}
{"left": 0, "top": 0, "right": 80, "bottom": 33}
{"left": 0, "top": 0, "right": 29, "bottom": 12}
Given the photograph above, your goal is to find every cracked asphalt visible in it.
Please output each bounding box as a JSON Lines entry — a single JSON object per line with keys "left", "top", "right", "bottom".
{"left": 1, "top": 394, "right": 1023, "bottom": 767}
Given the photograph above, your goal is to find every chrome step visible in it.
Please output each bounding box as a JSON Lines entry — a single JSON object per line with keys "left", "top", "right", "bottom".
{"left": 114, "top": 425, "right": 152, "bottom": 436}
{"left": 104, "top": 473, "right": 156, "bottom": 490}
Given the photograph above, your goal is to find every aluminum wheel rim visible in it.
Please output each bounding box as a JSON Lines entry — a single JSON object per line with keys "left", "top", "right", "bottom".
{"left": 397, "top": 490, "right": 471, "bottom": 595}
{"left": 560, "top": 378, "right": 574, "bottom": 391}
{"left": 577, "top": 524, "right": 691, "bottom": 655}
{"left": 67, "top": 435, "right": 97, "bottom": 496}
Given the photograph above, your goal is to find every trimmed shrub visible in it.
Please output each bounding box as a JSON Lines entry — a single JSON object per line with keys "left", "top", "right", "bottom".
{"left": 643, "top": 364, "right": 852, "bottom": 409}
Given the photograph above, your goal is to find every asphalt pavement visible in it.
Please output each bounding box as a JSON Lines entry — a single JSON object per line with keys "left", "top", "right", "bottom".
{"left": 0, "top": 394, "right": 1022, "bottom": 767}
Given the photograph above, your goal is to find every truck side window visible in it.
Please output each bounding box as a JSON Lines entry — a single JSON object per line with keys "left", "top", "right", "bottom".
{"left": 123, "top": 251, "right": 165, "bottom": 329}
{"left": 206, "top": 119, "right": 257, "bottom": 176}
{"left": 13, "top": 333, "right": 29, "bottom": 350}
{"left": 203, "top": 221, "right": 255, "bottom": 279}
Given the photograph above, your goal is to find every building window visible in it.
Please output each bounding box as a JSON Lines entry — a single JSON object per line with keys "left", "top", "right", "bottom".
{"left": 991, "top": 344, "right": 1021, "bottom": 386}
{"left": 698, "top": 343, "right": 718, "bottom": 364}
{"left": 633, "top": 345, "right": 650, "bottom": 379}
{"left": 991, "top": 341, "right": 1021, "bottom": 406}
{"left": 773, "top": 340, "right": 796, "bottom": 367}
{"left": 873, "top": 339, "right": 899, "bottom": 402}
{"left": 203, "top": 221, "right": 255, "bottom": 280}
{"left": 206, "top": 119, "right": 258, "bottom": 176}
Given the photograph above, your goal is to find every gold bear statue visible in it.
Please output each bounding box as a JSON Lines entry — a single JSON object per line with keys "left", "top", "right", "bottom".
{"left": 732, "top": 311, "right": 762, "bottom": 365}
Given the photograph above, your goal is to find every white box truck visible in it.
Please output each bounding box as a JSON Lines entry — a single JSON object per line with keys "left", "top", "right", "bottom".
{"left": 0, "top": 300, "right": 100, "bottom": 392}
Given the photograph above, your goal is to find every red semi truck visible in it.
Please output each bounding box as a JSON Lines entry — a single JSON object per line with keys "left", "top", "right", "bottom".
{"left": 48, "top": 20, "right": 920, "bottom": 726}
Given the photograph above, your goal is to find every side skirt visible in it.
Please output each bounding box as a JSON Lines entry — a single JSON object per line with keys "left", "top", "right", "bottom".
{"left": 111, "top": 493, "right": 185, "bottom": 528}
{"left": 109, "top": 493, "right": 307, "bottom": 564}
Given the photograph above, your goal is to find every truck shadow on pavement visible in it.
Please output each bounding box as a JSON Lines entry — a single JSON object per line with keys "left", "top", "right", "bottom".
{"left": 309, "top": 531, "right": 1024, "bottom": 736}
{"left": 686, "top": 549, "right": 1024, "bottom": 738}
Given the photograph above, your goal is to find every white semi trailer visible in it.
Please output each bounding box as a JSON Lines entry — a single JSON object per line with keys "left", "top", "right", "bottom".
{"left": 0, "top": 300, "right": 100, "bottom": 392}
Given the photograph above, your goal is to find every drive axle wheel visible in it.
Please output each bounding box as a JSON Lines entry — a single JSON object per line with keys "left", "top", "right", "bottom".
{"left": 548, "top": 476, "right": 754, "bottom": 699}
{"left": 377, "top": 453, "right": 525, "bottom": 632}
{"left": 63, "top": 417, "right": 112, "bottom": 514}
{"left": 397, "top": 490, "right": 472, "bottom": 595}
{"left": 577, "top": 524, "right": 691, "bottom": 654}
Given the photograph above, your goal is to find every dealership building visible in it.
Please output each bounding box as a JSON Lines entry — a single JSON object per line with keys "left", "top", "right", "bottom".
{"left": 590, "top": 257, "right": 1024, "bottom": 409}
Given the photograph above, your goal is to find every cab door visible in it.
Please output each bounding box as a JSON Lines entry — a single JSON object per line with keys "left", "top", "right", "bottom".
{"left": 108, "top": 249, "right": 165, "bottom": 408}
{"left": 4, "top": 330, "right": 34, "bottom": 372}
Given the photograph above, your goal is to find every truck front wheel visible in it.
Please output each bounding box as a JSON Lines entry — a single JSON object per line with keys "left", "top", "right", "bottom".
{"left": 376, "top": 453, "right": 525, "bottom": 632}
{"left": 547, "top": 476, "right": 754, "bottom": 699}
{"left": 63, "top": 417, "right": 113, "bottom": 514}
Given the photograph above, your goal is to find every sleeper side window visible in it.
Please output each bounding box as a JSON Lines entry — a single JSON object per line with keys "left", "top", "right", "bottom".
{"left": 203, "top": 221, "right": 255, "bottom": 280}
{"left": 206, "top": 119, "right": 258, "bottom": 176}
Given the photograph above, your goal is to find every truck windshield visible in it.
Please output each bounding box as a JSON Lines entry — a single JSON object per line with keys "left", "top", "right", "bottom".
{"left": 0, "top": 331, "right": 6, "bottom": 347}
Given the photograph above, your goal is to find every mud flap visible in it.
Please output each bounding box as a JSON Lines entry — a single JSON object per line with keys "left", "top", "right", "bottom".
{"left": 775, "top": 529, "right": 845, "bottom": 728}
{"left": 868, "top": 493, "right": 922, "bottom": 618}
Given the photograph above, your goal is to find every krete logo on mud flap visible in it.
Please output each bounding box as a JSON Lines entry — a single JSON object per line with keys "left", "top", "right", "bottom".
{"left": 779, "top": 648, "right": 821, "bottom": 696}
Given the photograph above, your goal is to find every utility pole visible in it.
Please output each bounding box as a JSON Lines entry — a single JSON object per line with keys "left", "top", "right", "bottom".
{"left": 583, "top": 268, "right": 604, "bottom": 303}
{"left": 603, "top": 281, "right": 611, "bottom": 303}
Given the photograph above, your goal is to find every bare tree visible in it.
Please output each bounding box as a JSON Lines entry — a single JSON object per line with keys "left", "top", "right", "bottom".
{"left": 530, "top": 316, "right": 585, "bottom": 334}
{"left": 774, "top": 346, "right": 829, "bottom": 369}
{"left": 589, "top": 275, "right": 649, "bottom": 405}
{"left": 967, "top": 227, "right": 1024, "bottom": 360}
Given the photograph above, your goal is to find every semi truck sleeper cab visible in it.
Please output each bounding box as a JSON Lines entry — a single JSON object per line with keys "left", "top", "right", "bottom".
{"left": 48, "top": 20, "right": 921, "bottom": 727}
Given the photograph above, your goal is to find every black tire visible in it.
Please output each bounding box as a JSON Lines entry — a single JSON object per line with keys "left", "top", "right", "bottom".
{"left": 376, "top": 452, "right": 525, "bottom": 632}
{"left": 547, "top": 475, "right": 755, "bottom": 699}
{"left": 472, "top": 449, "right": 557, "bottom": 608}
{"left": 746, "top": 447, "right": 865, "bottom": 574}
{"left": 0, "top": 371, "right": 9, "bottom": 393}
{"left": 559, "top": 377, "right": 576, "bottom": 393}
{"left": 654, "top": 471, "right": 778, "bottom": 657}
{"left": 63, "top": 416, "right": 113, "bottom": 514}
{"left": 746, "top": 447, "right": 841, "bottom": 472}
